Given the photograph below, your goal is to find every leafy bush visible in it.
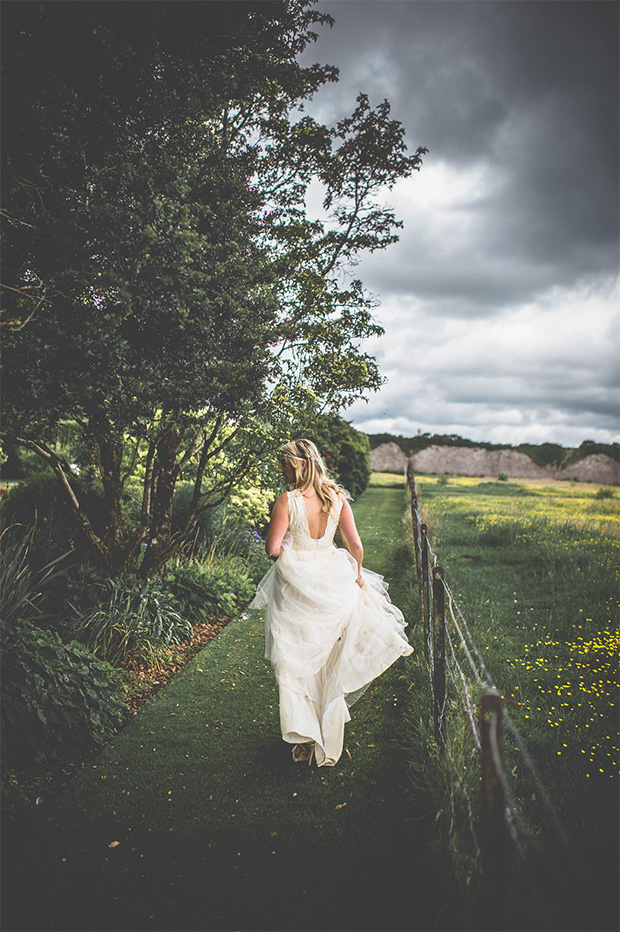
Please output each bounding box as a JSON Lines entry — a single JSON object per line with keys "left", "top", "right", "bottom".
{"left": 41, "top": 562, "right": 114, "bottom": 641}
{"left": 75, "top": 576, "right": 193, "bottom": 667}
{"left": 1, "top": 620, "right": 128, "bottom": 768}
{"left": 1, "top": 473, "right": 145, "bottom": 572}
{"left": 228, "top": 485, "right": 275, "bottom": 531}
{"left": 241, "top": 531, "right": 273, "bottom": 584}
{"left": 437, "top": 475, "right": 449, "bottom": 486}
{"left": 594, "top": 487, "right": 615, "bottom": 499}
{"left": 172, "top": 480, "right": 275, "bottom": 556}
{"left": 0, "top": 515, "right": 125, "bottom": 769}
{"left": 309, "top": 414, "right": 371, "bottom": 498}
{"left": 497, "top": 471, "right": 509, "bottom": 481}
{"left": 162, "top": 552, "right": 256, "bottom": 623}
{"left": 171, "top": 483, "right": 246, "bottom": 556}
{"left": 0, "top": 473, "right": 106, "bottom": 572}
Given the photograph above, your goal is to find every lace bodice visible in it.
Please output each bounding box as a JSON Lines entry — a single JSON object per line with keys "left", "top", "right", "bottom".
{"left": 283, "top": 489, "right": 344, "bottom": 558}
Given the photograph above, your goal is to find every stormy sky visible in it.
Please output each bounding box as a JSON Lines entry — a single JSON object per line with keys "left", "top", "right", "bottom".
{"left": 299, "top": 0, "right": 619, "bottom": 446}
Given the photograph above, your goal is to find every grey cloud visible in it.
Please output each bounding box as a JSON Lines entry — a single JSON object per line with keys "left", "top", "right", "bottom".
{"left": 301, "top": 1, "right": 619, "bottom": 444}
{"left": 360, "top": 245, "right": 558, "bottom": 316}
{"left": 305, "top": 1, "right": 619, "bottom": 288}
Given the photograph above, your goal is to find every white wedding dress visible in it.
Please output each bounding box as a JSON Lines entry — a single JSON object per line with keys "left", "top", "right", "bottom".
{"left": 249, "top": 489, "right": 413, "bottom": 767}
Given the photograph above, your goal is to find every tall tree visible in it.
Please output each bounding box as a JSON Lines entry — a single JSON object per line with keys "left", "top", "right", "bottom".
{"left": 1, "top": 0, "right": 427, "bottom": 576}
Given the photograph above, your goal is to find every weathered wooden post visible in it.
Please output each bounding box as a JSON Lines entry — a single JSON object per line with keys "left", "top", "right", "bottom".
{"left": 406, "top": 459, "right": 415, "bottom": 492}
{"left": 421, "top": 523, "right": 430, "bottom": 667}
{"left": 410, "top": 485, "right": 423, "bottom": 595}
{"left": 479, "top": 689, "right": 509, "bottom": 929}
{"left": 432, "top": 566, "right": 446, "bottom": 748}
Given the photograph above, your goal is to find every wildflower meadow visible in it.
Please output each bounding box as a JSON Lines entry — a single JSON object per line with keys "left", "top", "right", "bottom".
{"left": 404, "top": 474, "right": 618, "bottom": 930}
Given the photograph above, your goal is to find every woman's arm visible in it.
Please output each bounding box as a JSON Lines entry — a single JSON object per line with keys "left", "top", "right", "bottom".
{"left": 265, "top": 493, "right": 289, "bottom": 558}
{"left": 338, "top": 499, "right": 364, "bottom": 587}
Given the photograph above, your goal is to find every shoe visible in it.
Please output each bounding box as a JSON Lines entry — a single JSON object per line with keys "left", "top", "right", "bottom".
{"left": 292, "top": 742, "right": 315, "bottom": 765}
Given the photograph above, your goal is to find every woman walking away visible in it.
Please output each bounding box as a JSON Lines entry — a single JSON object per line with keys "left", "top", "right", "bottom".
{"left": 249, "top": 439, "right": 413, "bottom": 767}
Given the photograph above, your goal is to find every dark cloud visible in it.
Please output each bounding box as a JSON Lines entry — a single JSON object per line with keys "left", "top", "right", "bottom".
{"left": 299, "top": 1, "right": 619, "bottom": 443}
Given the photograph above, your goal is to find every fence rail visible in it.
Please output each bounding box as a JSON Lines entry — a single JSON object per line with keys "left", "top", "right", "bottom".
{"left": 405, "top": 462, "right": 566, "bottom": 926}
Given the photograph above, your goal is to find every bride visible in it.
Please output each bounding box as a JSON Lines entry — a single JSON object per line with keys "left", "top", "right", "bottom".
{"left": 249, "top": 439, "right": 413, "bottom": 767}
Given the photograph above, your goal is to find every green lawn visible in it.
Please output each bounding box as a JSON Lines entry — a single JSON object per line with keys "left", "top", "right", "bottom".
{"left": 3, "top": 479, "right": 463, "bottom": 932}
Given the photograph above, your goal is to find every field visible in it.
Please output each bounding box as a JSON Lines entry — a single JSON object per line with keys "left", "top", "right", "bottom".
{"left": 400, "top": 473, "right": 619, "bottom": 930}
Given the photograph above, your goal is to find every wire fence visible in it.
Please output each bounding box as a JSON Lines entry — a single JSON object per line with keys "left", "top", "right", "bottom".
{"left": 406, "top": 463, "right": 569, "bottom": 925}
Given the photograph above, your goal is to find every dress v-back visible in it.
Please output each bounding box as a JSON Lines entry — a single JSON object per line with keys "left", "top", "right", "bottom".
{"left": 249, "top": 489, "right": 413, "bottom": 767}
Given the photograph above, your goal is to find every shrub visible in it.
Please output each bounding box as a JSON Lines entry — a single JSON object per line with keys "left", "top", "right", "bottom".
{"left": 43, "top": 562, "right": 113, "bottom": 641}
{"left": 228, "top": 485, "right": 275, "bottom": 531}
{"left": 162, "top": 552, "right": 256, "bottom": 623}
{"left": 171, "top": 483, "right": 247, "bottom": 556}
{"left": 1, "top": 620, "right": 128, "bottom": 769}
{"left": 171, "top": 481, "right": 276, "bottom": 557}
{"left": 75, "top": 576, "right": 193, "bottom": 667}
{"left": 594, "top": 487, "right": 615, "bottom": 499}
{"left": 309, "top": 414, "right": 371, "bottom": 498}
{"left": 437, "top": 475, "right": 449, "bottom": 486}
{"left": 1, "top": 473, "right": 145, "bottom": 572}
{"left": 0, "top": 473, "right": 107, "bottom": 572}
{"left": 497, "top": 471, "right": 509, "bottom": 482}
{"left": 242, "top": 532, "right": 273, "bottom": 584}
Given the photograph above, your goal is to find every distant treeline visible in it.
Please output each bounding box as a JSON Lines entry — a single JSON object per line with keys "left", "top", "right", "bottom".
{"left": 365, "top": 433, "right": 620, "bottom": 469}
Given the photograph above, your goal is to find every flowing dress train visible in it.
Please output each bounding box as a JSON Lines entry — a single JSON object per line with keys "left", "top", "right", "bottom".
{"left": 249, "top": 488, "right": 413, "bottom": 767}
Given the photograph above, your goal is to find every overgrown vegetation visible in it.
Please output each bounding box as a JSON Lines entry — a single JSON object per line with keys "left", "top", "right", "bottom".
{"left": 401, "top": 476, "right": 619, "bottom": 931}
{"left": 0, "top": 462, "right": 270, "bottom": 782}
{"left": 0, "top": 520, "right": 128, "bottom": 769}
{"left": 2, "top": 621, "right": 128, "bottom": 769}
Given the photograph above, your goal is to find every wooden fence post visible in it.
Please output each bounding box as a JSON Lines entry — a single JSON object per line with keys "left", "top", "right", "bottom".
{"left": 421, "top": 524, "right": 430, "bottom": 667}
{"left": 411, "top": 485, "right": 422, "bottom": 595}
{"left": 432, "top": 566, "right": 446, "bottom": 748}
{"left": 406, "top": 459, "right": 415, "bottom": 492}
{"left": 479, "top": 689, "right": 509, "bottom": 928}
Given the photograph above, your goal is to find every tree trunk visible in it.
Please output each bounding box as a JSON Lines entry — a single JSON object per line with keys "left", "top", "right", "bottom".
{"left": 91, "top": 425, "right": 134, "bottom": 575}
{"left": 137, "top": 426, "right": 179, "bottom": 579}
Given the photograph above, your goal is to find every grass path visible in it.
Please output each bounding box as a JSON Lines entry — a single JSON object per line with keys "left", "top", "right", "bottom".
{"left": 3, "top": 484, "right": 461, "bottom": 932}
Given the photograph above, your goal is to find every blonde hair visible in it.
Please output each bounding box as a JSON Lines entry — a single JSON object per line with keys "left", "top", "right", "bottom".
{"left": 279, "top": 439, "right": 350, "bottom": 514}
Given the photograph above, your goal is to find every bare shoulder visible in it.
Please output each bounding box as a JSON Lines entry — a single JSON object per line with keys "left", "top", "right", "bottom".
{"left": 338, "top": 497, "right": 354, "bottom": 520}
{"left": 274, "top": 491, "right": 289, "bottom": 511}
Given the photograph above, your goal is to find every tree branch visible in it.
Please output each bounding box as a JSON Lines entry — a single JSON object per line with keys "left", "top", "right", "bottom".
{"left": 121, "top": 435, "right": 142, "bottom": 485}
{"left": 176, "top": 426, "right": 207, "bottom": 476}
{"left": 13, "top": 436, "right": 110, "bottom": 560}
{"left": 190, "top": 415, "right": 224, "bottom": 512}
